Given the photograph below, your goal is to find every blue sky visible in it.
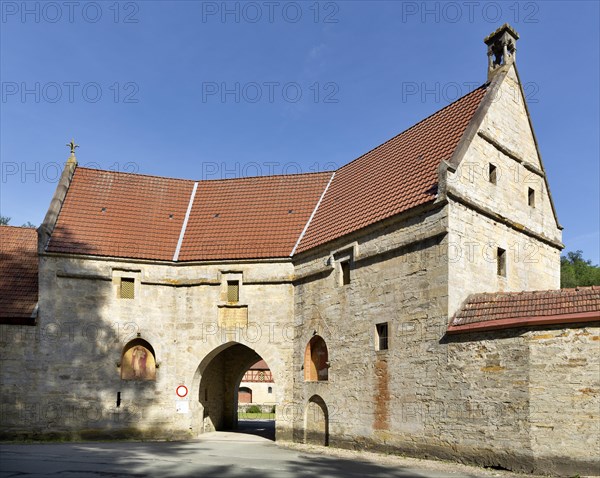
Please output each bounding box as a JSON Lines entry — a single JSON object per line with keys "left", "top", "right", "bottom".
{"left": 1, "top": 1, "right": 598, "bottom": 264}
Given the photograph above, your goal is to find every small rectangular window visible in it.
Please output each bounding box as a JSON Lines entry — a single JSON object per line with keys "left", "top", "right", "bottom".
{"left": 497, "top": 248, "right": 506, "bottom": 277}
{"left": 528, "top": 187, "right": 535, "bottom": 207}
{"left": 489, "top": 164, "right": 497, "bottom": 184}
{"left": 120, "top": 278, "right": 135, "bottom": 299}
{"left": 376, "top": 323, "right": 389, "bottom": 351}
{"left": 340, "top": 260, "right": 351, "bottom": 285}
{"left": 227, "top": 280, "right": 239, "bottom": 302}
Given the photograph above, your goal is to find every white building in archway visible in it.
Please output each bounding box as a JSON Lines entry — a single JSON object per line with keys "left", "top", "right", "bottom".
{"left": 238, "top": 360, "right": 275, "bottom": 406}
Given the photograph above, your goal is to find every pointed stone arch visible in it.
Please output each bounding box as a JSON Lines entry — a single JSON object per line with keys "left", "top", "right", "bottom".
{"left": 192, "top": 341, "right": 278, "bottom": 436}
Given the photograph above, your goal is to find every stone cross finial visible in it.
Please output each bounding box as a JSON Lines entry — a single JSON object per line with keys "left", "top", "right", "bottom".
{"left": 66, "top": 139, "right": 79, "bottom": 155}
{"left": 484, "top": 23, "right": 519, "bottom": 79}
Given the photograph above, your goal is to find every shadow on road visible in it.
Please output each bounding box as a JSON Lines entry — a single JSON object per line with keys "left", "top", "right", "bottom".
{"left": 232, "top": 419, "right": 275, "bottom": 441}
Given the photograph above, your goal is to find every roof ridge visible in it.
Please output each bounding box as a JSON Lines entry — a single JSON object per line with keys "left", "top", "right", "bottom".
{"left": 200, "top": 170, "right": 333, "bottom": 183}
{"left": 0, "top": 225, "right": 37, "bottom": 231}
{"left": 492, "top": 288, "right": 598, "bottom": 296}
{"left": 76, "top": 166, "right": 333, "bottom": 184}
{"left": 335, "top": 83, "right": 489, "bottom": 174}
{"left": 76, "top": 166, "right": 197, "bottom": 183}
{"left": 291, "top": 171, "right": 336, "bottom": 256}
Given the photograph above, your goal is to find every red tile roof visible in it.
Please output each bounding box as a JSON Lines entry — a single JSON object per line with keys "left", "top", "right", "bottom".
{"left": 178, "top": 173, "right": 332, "bottom": 260}
{"left": 249, "top": 359, "right": 269, "bottom": 370}
{"left": 448, "top": 287, "right": 600, "bottom": 333}
{"left": 47, "top": 168, "right": 196, "bottom": 260}
{"left": 46, "top": 85, "right": 489, "bottom": 261}
{"left": 296, "top": 85, "right": 488, "bottom": 253}
{"left": 0, "top": 226, "right": 38, "bottom": 323}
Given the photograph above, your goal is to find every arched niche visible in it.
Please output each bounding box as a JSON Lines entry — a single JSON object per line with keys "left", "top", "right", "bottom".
{"left": 305, "top": 395, "right": 329, "bottom": 446}
{"left": 120, "top": 338, "right": 156, "bottom": 381}
{"left": 304, "top": 335, "right": 329, "bottom": 381}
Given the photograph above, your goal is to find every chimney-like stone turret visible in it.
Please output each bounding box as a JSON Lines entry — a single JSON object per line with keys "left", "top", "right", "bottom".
{"left": 484, "top": 23, "right": 519, "bottom": 80}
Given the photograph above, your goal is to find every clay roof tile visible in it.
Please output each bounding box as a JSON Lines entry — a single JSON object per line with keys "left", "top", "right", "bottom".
{"left": 0, "top": 226, "right": 38, "bottom": 322}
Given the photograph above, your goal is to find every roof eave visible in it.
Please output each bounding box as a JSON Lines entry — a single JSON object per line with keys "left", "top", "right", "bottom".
{"left": 447, "top": 311, "right": 600, "bottom": 334}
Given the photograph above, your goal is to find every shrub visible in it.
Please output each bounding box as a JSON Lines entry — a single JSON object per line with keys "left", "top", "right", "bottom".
{"left": 247, "top": 405, "right": 262, "bottom": 414}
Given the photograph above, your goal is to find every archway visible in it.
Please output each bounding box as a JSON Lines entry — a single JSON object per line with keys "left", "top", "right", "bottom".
{"left": 196, "top": 342, "right": 275, "bottom": 438}
{"left": 305, "top": 395, "right": 329, "bottom": 446}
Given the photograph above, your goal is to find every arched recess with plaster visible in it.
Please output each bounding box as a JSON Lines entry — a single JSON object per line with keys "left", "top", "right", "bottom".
{"left": 304, "top": 335, "right": 329, "bottom": 381}
{"left": 120, "top": 338, "right": 157, "bottom": 381}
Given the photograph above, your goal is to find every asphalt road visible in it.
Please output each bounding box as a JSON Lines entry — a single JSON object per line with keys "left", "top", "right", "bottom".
{"left": 0, "top": 421, "right": 522, "bottom": 478}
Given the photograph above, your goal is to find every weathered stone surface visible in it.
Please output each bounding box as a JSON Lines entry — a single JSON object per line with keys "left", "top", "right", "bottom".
{"left": 1, "top": 53, "right": 597, "bottom": 477}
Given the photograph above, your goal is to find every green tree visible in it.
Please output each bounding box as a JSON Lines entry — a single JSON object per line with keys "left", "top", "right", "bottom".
{"left": 21, "top": 221, "right": 37, "bottom": 228}
{"left": 560, "top": 250, "right": 600, "bottom": 288}
{"left": 0, "top": 216, "right": 10, "bottom": 225}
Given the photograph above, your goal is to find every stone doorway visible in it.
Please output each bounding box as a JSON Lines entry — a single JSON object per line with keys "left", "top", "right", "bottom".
{"left": 305, "top": 395, "right": 329, "bottom": 446}
{"left": 197, "top": 342, "right": 275, "bottom": 439}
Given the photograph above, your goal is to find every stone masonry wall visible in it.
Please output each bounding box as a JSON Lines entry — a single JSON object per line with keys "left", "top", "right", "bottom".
{"left": 449, "top": 64, "right": 560, "bottom": 244}
{"left": 292, "top": 207, "right": 451, "bottom": 453}
{"left": 445, "top": 64, "right": 562, "bottom": 316}
{"left": 528, "top": 325, "right": 600, "bottom": 474}
{"left": 0, "top": 255, "right": 296, "bottom": 440}
{"left": 447, "top": 201, "right": 560, "bottom": 316}
{"left": 444, "top": 324, "right": 600, "bottom": 474}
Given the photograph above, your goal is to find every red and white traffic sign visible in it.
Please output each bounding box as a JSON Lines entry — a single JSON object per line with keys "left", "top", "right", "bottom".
{"left": 176, "top": 385, "right": 188, "bottom": 398}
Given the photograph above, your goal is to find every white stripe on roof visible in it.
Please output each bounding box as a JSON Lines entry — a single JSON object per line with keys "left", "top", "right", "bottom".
{"left": 173, "top": 181, "right": 198, "bottom": 261}
{"left": 290, "top": 171, "right": 335, "bottom": 257}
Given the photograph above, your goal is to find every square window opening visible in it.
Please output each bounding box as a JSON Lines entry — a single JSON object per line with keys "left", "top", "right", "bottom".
{"left": 227, "top": 280, "right": 239, "bottom": 303}
{"left": 497, "top": 248, "right": 506, "bottom": 277}
{"left": 489, "top": 164, "right": 497, "bottom": 184}
{"left": 376, "top": 323, "right": 389, "bottom": 351}
{"left": 120, "top": 278, "right": 135, "bottom": 299}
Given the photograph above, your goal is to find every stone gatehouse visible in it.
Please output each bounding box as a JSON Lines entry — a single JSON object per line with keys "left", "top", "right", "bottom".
{"left": 1, "top": 25, "right": 598, "bottom": 475}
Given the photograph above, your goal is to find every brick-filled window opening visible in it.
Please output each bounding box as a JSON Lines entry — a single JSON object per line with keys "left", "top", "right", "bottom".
{"left": 376, "top": 323, "right": 389, "bottom": 351}
{"left": 497, "top": 248, "right": 507, "bottom": 277}
{"left": 227, "top": 280, "right": 239, "bottom": 303}
{"left": 120, "top": 278, "right": 135, "bottom": 299}
{"left": 340, "top": 260, "right": 351, "bottom": 286}
{"left": 489, "top": 163, "right": 497, "bottom": 184}
{"left": 528, "top": 187, "right": 535, "bottom": 207}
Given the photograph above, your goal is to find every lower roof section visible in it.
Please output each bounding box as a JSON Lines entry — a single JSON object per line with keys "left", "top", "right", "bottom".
{"left": 0, "top": 226, "right": 38, "bottom": 324}
{"left": 448, "top": 287, "right": 600, "bottom": 334}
